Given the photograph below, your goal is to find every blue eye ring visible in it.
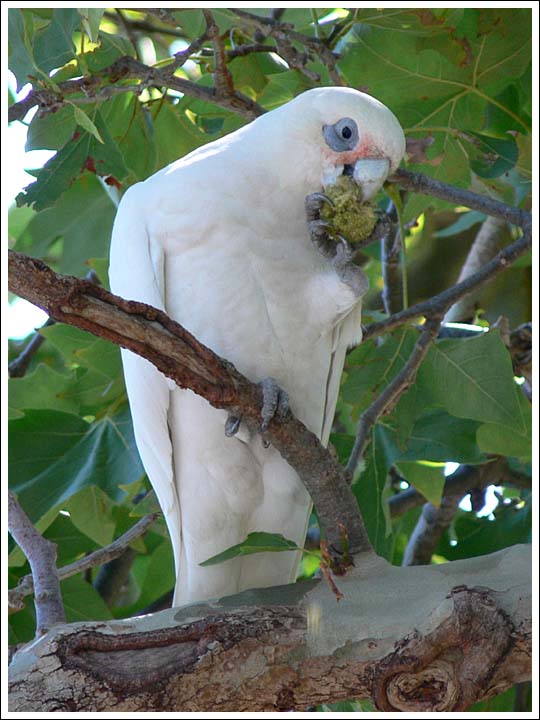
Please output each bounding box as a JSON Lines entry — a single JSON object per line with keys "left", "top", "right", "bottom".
{"left": 323, "top": 117, "right": 359, "bottom": 152}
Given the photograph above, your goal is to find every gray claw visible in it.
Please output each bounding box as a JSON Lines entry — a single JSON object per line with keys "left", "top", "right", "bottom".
{"left": 308, "top": 218, "right": 331, "bottom": 239}
{"left": 305, "top": 192, "right": 334, "bottom": 221}
{"left": 333, "top": 236, "right": 353, "bottom": 266}
{"left": 225, "top": 414, "right": 242, "bottom": 437}
{"left": 259, "top": 377, "right": 289, "bottom": 433}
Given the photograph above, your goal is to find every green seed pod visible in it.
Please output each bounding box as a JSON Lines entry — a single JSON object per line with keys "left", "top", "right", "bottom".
{"left": 320, "top": 175, "right": 378, "bottom": 245}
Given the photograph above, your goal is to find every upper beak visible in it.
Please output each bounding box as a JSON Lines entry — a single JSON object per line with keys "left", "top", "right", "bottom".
{"left": 351, "top": 158, "right": 390, "bottom": 201}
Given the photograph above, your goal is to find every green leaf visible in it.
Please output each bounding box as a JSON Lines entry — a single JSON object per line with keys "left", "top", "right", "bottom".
{"left": 133, "top": 539, "right": 175, "bottom": 608}
{"left": 17, "top": 110, "right": 128, "bottom": 211}
{"left": 353, "top": 424, "right": 398, "bottom": 557}
{"left": 26, "top": 105, "right": 77, "bottom": 151}
{"left": 65, "top": 485, "right": 117, "bottom": 546}
{"left": 477, "top": 400, "right": 532, "bottom": 461}
{"left": 343, "top": 329, "right": 418, "bottom": 411}
{"left": 434, "top": 210, "right": 485, "bottom": 238}
{"left": 9, "top": 406, "right": 143, "bottom": 526}
{"left": 437, "top": 495, "right": 531, "bottom": 560}
{"left": 200, "top": 532, "right": 299, "bottom": 567}
{"left": 84, "top": 31, "right": 133, "bottom": 73}
{"left": 78, "top": 8, "right": 104, "bottom": 42}
{"left": 398, "top": 410, "right": 486, "bottom": 464}
{"left": 61, "top": 575, "right": 113, "bottom": 622}
{"left": 8, "top": 9, "right": 36, "bottom": 91}
{"left": 9, "top": 365, "right": 80, "bottom": 417}
{"left": 129, "top": 489, "right": 161, "bottom": 518}
{"left": 43, "top": 512, "right": 99, "bottom": 565}
{"left": 395, "top": 331, "right": 527, "bottom": 435}
{"left": 69, "top": 104, "right": 104, "bottom": 143}
{"left": 468, "top": 131, "right": 518, "bottom": 179}
{"left": 396, "top": 461, "right": 446, "bottom": 506}
{"left": 40, "top": 325, "right": 125, "bottom": 412}
{"left": 14, "top": 174, "right": 116, "bottom": 274}
{"left": 32, "top": 8, "right": 79, "bottom": 77}
{"left": 338, "top": 9, "right": 531, "bottom": 220}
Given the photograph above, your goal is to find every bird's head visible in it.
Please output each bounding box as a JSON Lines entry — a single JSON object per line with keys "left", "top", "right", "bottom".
{"left": 267, "top": 86, "right": 406, "bottom": 201}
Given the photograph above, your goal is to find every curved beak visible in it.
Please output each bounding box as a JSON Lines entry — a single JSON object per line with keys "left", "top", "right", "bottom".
{"left": 352, "top": 158, "right": 390, "bottom": 201}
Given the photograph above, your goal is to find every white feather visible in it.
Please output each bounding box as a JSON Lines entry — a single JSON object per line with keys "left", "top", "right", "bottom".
{"left": 109, "top": 87, "right": 405, "bottom": 606}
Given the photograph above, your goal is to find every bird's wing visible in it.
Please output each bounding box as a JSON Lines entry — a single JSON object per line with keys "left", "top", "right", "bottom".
{"left": 108, "top": 184, "right": 182, "bottom": 574}
{"left": 320, "top": 305, "right": 364, "bottom": 446}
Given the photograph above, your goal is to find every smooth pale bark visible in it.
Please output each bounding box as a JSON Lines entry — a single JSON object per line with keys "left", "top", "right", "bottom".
{"left": 9, "top": 545, "right": 531, "bottom": 712}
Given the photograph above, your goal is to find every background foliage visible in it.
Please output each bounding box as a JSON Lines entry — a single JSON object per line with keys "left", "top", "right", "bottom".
{"left": 8, "top": 8, "right": 531, "bottom": 711}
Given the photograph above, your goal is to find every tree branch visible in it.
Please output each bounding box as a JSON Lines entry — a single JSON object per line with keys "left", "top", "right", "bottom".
{"left": 363, "top": 227, "right": 531, "bottom": 340}
{"left": 8, "top": 250, "right": 372, "bottom": 563}
{"left": 444, "top": 215, "right": 509, "bottom": 323}
{"left": 8, "top": 491, "right": 65, "bottom": 635}
{"left": 381, "top": 203, "right": 403, "bottom": 315}
{"left": 8, "top": 546, "right": 531, "bottom": 711}
{"left": 388, "top": 459, "right": 531, "bottom": 518}
{"left": 8, "top": 55, "right": 265, "bottom": 124}
{"left": 389, "top": 169, "right": 531, "bottom": 228}
{"left": 401, "top": 459, "right": 522, "bottom": 566}
{"left": 9, "top": 513, "right": 159, "bottom": 615}
{"left": 346, "top": 318, "right": 441, "bottom": 477}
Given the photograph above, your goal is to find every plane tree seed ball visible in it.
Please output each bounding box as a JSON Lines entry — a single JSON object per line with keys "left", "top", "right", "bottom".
{"left": 321, "top": 175, "right": 378, "bottom": 245}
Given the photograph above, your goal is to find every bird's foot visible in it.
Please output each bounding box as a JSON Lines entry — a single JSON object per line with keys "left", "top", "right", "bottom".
{"left": 259, "top": 377, "right": 289, "bottom": 433}
{"left": 305, "top": 191, "right": 368, "bottom": 299}
{"left": 224, "top": 378, "right": 289, "bottom": 442}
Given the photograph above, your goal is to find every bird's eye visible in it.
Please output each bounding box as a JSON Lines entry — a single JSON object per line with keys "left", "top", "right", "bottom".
{"left": 323, "top": 117, "right": 359, "bottom": 152}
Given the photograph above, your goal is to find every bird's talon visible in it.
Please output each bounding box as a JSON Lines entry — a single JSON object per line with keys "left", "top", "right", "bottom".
{"left": 259, "top": 377, "right": 289, "bottom": 434}
{"left": 305, "top": 191, "right": 334, "bottom": 221}
{"left": 308, "top": 219, "right": 331, "bottom": 238}
{"left": 225, "top": 414, "right": 242, "bottom": 437}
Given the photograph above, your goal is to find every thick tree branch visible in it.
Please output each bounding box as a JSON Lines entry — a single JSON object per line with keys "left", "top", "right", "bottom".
{"left": 8, "top": 250, "right": 371, "bottom": 563}
{"left": 9, "top": 513, "right": 159, "bottom": 615}
{"left": 364, "top": 227, "right": 531, "bottom": 340}
{"left": 8, "top": 546, "right": 531, "bottom": 711}
{"left": 9, "top": 268, "right": 100, "bottom": 378}
{"left": 8, "top": 491, "right": 65, "bottom": 635}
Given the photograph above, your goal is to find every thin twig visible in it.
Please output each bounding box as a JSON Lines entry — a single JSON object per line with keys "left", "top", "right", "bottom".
{"left": 381, "top": 202, "right": 402, "bottom": 315}
{"left": 168, "top": 30, "right": 211, "bottom": 73}
{"left": 364, "top": 227, "right": 531, "bottom": 341}
{"left": 8, "top": 318, "right": 53, "bottom": 378}
{"left": 8, "top": 491, "right": 65, "bottom": 634}
{"left": 203, "top": 10, "right": 236, "bottom": 97}
{"left": 389, "top": 169, "right": 531, "bottom": 228}
{"left": 346, "top": 318, "right": 441, "bottom": 477}
{"left": 9, "top": 513, "right": 159, "bottom": 614}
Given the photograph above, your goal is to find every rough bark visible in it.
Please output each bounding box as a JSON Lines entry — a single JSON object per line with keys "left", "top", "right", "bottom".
{"left": 8, "top": 545, "right": 531, "bottom": 712}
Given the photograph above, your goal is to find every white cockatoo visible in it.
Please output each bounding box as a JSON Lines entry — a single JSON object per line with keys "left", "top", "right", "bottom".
{"left": 109, "top": 87, "right": 405, "bottom": 607}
